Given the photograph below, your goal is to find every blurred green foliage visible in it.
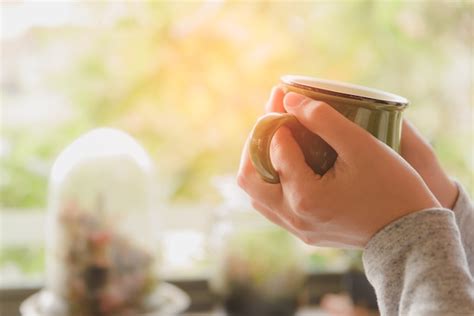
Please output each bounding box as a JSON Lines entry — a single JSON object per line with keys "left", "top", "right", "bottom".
{"left": 1, "top": 1, "right": 472, "bottom": 209}
{"left": 0, "top": 246, "right": 45, "bottom": 276}
{"left": 227, "top": 228, "right": 302, "bottom": 284}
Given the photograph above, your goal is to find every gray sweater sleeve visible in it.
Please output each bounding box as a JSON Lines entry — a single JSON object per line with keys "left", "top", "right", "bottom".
{"left": 453, "top": 182, "right": 474, "bottom": 276}
{"left": 363, "top": 208, "right": 474, "bottom": 315}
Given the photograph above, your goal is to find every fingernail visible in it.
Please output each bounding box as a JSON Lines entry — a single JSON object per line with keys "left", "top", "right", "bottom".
{"left": 284, "top": 92, "right": 309, "bottom": 108}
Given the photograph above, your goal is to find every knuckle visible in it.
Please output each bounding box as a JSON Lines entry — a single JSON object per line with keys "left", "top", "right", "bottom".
{"left": 307, "top": 101, "right": 331, "bottom": 120}
{"left": 292, "top": 196, "right": 312, "bottom": 216}
{"left": 293, "top": 198, "right": 332, "bottom": 224}
{"left": 313, "top": 209, "right": 332, "bottom": 224}
{"left": 300, "top": 234, "right": 318, "bottom": 245}
{"left": 288, "top": 215, "right": 308, "bottom": 231}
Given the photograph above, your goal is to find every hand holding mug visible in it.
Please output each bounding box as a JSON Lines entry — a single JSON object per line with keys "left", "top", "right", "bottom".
{"left": 237, "top": 86, "right": 440, "bottom": 248}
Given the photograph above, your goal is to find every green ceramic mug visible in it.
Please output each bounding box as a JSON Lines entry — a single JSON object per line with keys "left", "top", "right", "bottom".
{"left": 250, "top": 75, "right": 409, "bottom": 184}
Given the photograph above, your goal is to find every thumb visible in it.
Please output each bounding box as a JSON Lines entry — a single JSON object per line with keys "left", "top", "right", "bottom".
{"left": 283, "top": 92, "right": 370, "bottom": 158}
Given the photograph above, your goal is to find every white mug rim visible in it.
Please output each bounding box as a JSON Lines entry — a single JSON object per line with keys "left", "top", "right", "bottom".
{"left": 281, "top": 75, "right": 408, "bottom": 107}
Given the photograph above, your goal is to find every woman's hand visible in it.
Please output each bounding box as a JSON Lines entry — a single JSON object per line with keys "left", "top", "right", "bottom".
{"left": 400, "top": 120, "right": 458, "bottom": 209}
{"left": 237, "top": 87, "right": 440, "bottom": 248}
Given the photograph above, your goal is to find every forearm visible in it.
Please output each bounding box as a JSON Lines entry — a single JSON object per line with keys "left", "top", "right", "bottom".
{"left": 453, "top": 182, "right": 474, "bottom": 276}
{"left": 363, "top": 209, "right": 474, "bottom": 316}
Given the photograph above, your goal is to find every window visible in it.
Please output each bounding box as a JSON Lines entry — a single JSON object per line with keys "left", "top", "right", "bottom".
{"left": 1, "top": 0, "right": 472, "bottom": 291}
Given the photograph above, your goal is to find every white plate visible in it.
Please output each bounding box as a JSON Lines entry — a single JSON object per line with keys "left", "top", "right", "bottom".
{"left": 20, "top": 282, "right": 190, "bottom": 316}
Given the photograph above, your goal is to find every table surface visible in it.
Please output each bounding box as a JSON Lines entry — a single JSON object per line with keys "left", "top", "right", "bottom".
{"left": 182, "top": 307, "right": 329, "bottom": 316}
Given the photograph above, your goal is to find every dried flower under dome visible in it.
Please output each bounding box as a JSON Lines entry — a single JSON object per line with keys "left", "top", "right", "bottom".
{"left": 45, "top": 128, "right": 159, "bottom": 316}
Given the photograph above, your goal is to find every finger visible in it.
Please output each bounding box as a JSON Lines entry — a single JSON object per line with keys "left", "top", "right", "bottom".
{"left": 400, "top": 120, "right": 458, "bottom": 209}
{"left": 270, "top": 127, "right": 319, "bottom": 188}
{"left": 265, "top": 86, "right": 286, "bottom": 113}
{"left": 401, "top": 119, "right": 434, "bottom": 162}
{"left": 283, "top": 92, "right": 372, "bottom": 158}
{"left": 237, "top": 136, "right": 283, "bottom": 208}
{"left": 268, "top": 128, "right": 332, "bottom": 225}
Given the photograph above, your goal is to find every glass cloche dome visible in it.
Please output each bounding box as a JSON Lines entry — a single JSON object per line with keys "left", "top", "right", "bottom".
{"left": 44, "top": 128, "right": 160, "bottom": 316}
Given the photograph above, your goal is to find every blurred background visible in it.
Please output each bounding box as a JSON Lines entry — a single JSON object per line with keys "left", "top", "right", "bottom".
{"left": 0, "top": 0, "right": 472, "bottom": 305}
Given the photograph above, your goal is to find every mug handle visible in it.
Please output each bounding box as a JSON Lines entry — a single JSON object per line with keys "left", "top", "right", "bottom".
{"left": 249, "top": 113, "right": 302, "bottom": 184}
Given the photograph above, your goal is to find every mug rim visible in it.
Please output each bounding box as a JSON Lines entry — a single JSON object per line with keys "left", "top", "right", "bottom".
{"left": 281, "top": 75, "right": 409, "bottom": 108}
